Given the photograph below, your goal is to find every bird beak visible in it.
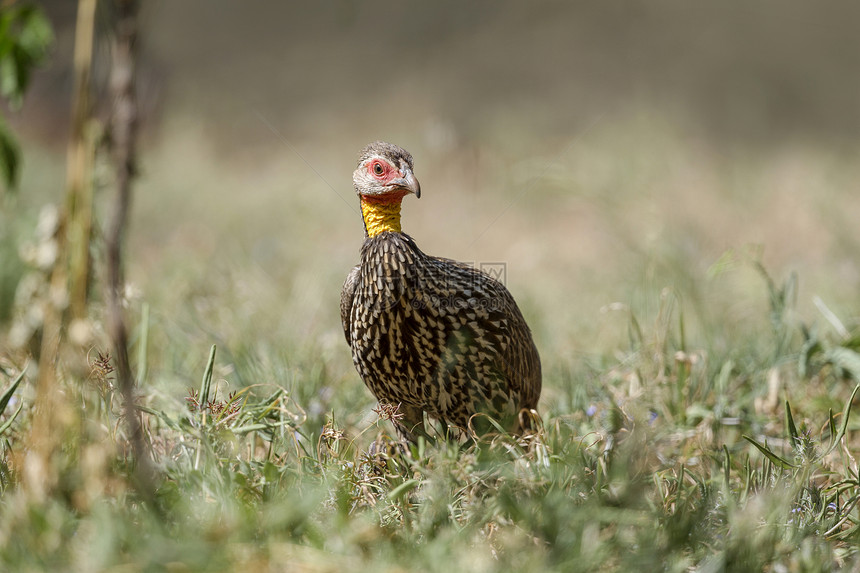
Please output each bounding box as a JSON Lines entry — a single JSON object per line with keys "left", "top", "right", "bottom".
{"left": 390, "top": 166, "right": 421, "bottom": 199}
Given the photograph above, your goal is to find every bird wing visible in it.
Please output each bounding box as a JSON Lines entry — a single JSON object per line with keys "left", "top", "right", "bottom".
{"left": 476, "top": 270, "right": 542, "bottom": 407}
{"left": 340, "top": 264, "right": 360, "bottom": 344}
{"left": 424, "top": 254, "right": 542, "bottom": 408}
{"left": 496, "top": 295, "right": 542, "bottom": 409}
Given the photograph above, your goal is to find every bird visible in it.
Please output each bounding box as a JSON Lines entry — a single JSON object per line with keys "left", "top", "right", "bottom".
{"left": 341, "top": 141, "right": 541, "bottom": 445}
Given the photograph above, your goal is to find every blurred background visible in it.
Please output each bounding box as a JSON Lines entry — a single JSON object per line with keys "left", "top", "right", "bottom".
{"left": 4, "top": 1, "right": 860, "bottom": 417}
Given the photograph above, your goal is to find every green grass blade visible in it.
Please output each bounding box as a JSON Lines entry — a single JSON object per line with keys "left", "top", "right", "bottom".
{"left": 628, "top": 312, "right": 643, "bottom": 350}
{"left": 828, "top": 408, "right": 836, "bottom": 446}
{"left": 199, "top": 344, "right": 217, "bottom": 407}
{"left": 232, "top": 421, "right": 296, "bottom": 435}
{"left": 742, "top": 435, "right": 797, "bottom": 469}
{"left": 0, "top": 365, "right": 26, "bottom": 413}
{"left": 388, "top": 479, "right": 420, "bottom": 501}
{"left": 137, "top": 405, "right": 184, "bottom": 431}
{"left": 785, "top": 400, "right": 799, "bottom": 446}
{"left": 827, "top": 347, "right": 860, "bottom": 382}
{"left": 194, "top": 345, "right": 218, "bottom": 470}
{"left": 0, "top": 403, "right": 23, "bottom": 436}
{"left": 822, "top": 384, "right": 860, "bottom": 458}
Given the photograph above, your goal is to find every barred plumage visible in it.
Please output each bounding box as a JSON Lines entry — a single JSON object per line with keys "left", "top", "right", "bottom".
{"left": 341, "top": 141, "right": 541, "bottom": 443}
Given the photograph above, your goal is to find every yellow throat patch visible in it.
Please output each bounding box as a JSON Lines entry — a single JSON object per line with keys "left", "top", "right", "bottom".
{"left": 361, "top": 195, "right": 403, "bottom": 237}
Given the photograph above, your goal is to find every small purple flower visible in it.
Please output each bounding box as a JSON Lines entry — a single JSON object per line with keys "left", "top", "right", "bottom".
{"left": 649, "top": 411, "right": 658, "bottom": 425}
{"left": 586, "top": 405, "right": 597, "bottom": 417}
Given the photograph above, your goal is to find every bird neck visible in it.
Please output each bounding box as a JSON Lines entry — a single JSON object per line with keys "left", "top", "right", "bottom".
{"left": 361, "top": 193, "right": 405, "bottom": 237}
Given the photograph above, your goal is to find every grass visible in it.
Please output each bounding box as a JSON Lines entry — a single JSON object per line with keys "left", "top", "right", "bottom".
{"left": 2, "top": 117, "right": 860, "bottom": 571}
{"left": 1, "top": 255, "right": 859, "bottom": 571}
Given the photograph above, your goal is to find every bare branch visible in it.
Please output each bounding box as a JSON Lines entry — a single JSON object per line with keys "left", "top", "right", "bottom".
{"left": 105, "top": 0, "right": 155, "bottom": 504}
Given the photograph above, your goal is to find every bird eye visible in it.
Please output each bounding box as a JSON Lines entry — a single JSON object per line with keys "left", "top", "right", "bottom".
{"left": 372, "top": 161, "right": 385, "bottom": 176}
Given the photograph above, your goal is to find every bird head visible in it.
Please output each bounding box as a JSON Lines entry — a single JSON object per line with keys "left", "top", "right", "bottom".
{"left": 353, "top": 141, "right": 421, "bottom": 201}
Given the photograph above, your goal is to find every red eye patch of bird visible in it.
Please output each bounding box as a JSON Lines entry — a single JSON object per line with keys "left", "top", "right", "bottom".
{"left": 368, "top": 158, "right": 395, "bottom": 181}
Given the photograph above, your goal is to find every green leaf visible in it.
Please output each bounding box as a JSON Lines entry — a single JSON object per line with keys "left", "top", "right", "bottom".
{"left": 0, "top": 4, "right": 52, "bottom": 105}
{"left": 822, "top": 385, "right": 860, "bottom": 458}
{"left": 17, "top": 6, "right": 54, "bottom": 58}
{"left": 628, "top": 312, "right": 643, "bottom": 350}
{"left": 0, "top": 366, "right": 26, "bottom": 413}
{"left": 388, "top": 479, "right": 420, "bottom": 501}
{"left": 707, "top": 248, "right": 738, "bottom": 279}
{"left": 0, "top": 55, "right": 19, "bottom": 103}
{"left": 232, "top": 421, "right": 295, "bottom": 435}
{"left": 0, "top": 116, "right": 21, "bottom": 191}
{"left": 826, "top": 347, "right": 860, "bottom": 382}
{"left": 742, "top": 435, "right": 797, "bottom": 469}
{"left": 715, "top": 359, "right": 734, "bottom": 393}
{"left": 137, "top": 405, "right": 184, "bottom": 431}
{"left": 798, "top": 330, "right": 821, "bottom": 379}
{"left": 199, "top": 344, "right": 217, "bottom": 407}
{"left": 844, "top": 332, "right": 860, "bottom": 351}
{"left": 0, "top": 402, "right": 23, "bottom": 436}
{"left": 785, "top": 400, "right": 799, "bottom": 446}
{"left": 828, "top": 408, "right": 836, "bottom": 447}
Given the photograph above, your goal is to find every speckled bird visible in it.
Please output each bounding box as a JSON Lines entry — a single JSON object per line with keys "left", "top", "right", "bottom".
{"left": 341, "top": 141, "right": 541, "bottom": 443}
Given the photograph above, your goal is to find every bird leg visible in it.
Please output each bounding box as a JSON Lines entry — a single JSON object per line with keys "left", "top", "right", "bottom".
{"left": 367, "top": 402, "right": 434, "bottom": 459}
{"left": 392, "top": 403, "right": 434, "bottom": 448}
